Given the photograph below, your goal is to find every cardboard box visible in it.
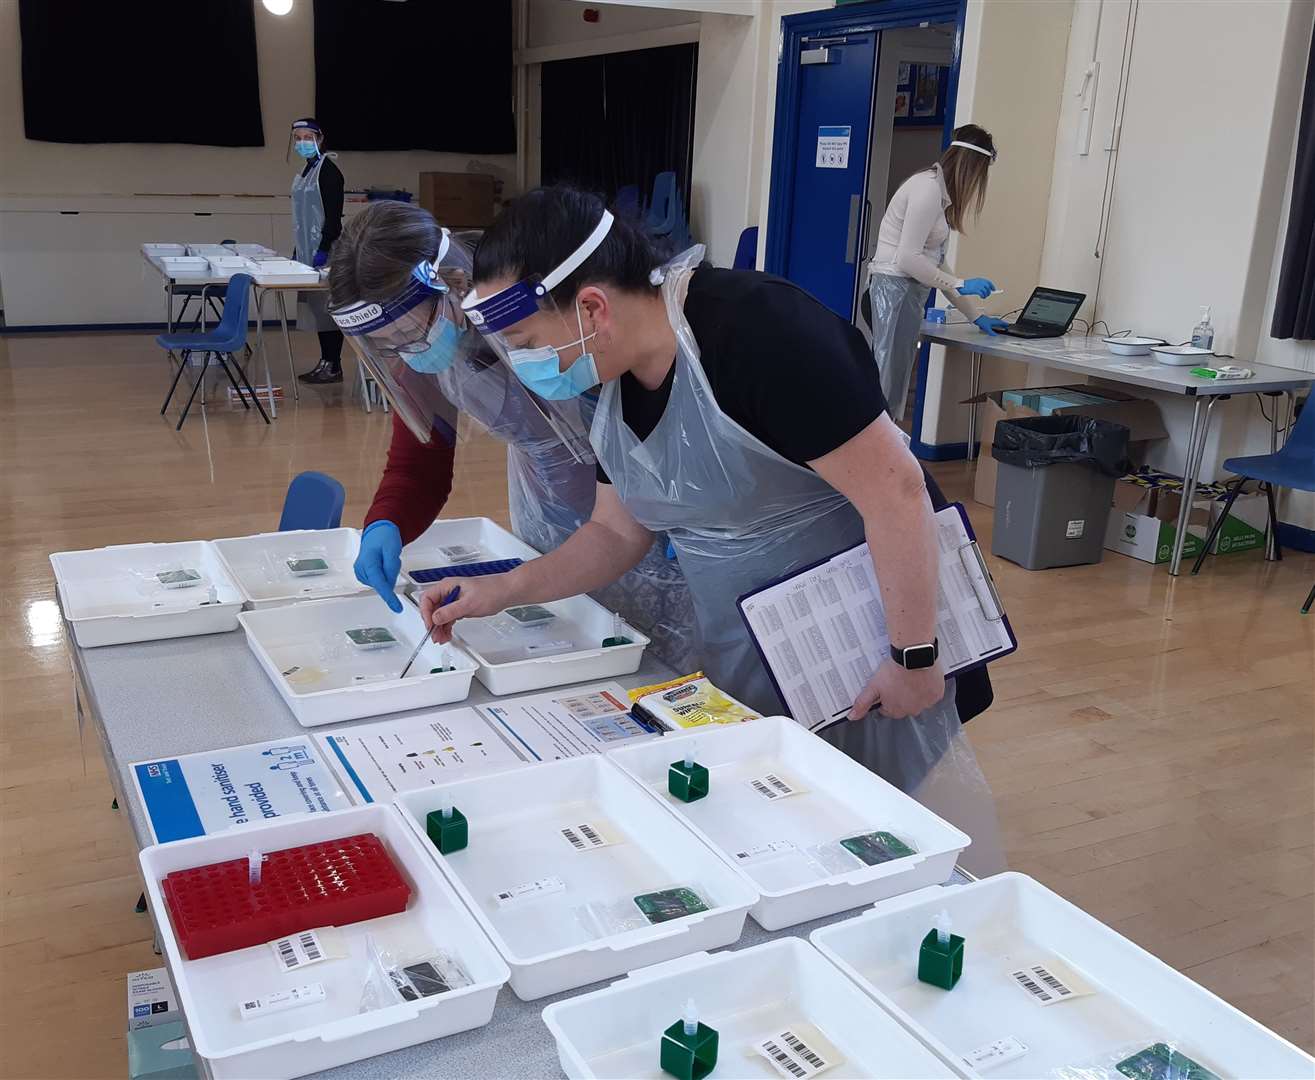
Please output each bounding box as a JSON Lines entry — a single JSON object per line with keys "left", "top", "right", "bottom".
{"left": 418, "top": 172, "right": 496, "bottom": 228}
{"left": 966, "top": 384, "right": 1167, "bottom": 508}
{"left": 1102, "top": 470, "right": 1266, "bottom": 564}
{"left": 128, "top": 967, "right": 180, "bottom": 1031}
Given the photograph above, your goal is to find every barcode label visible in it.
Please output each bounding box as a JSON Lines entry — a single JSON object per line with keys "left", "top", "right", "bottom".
{"left": 268, "top": 928, "right": 328, "bottom": 971}
{"left": 747, "top": 772, "right": 801, "bottom": 801}
{"left": 560, "top": 822, "right": 613, "bottom": 851}
{"left": 1007, "top": 962, "right": 1085, "bottom": 1007}
{"left": 733, "top": 839, "right": 795, "bottom": 864}
{"left": 965, "top": 1035, "right": 1029, "bottom": 1070}
{"left": 755, "top": 1026, "right": 838, "bottom": 1078}
{"left": 494, "top": 875, "right": 566, "bottom": 906}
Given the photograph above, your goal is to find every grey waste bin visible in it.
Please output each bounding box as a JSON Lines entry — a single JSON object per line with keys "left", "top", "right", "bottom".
{"left": 990, "top": 415, "right": 1130, "bottom": 570}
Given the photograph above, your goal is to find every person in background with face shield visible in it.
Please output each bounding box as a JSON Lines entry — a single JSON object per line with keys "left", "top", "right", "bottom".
{"left": 868, "top": 124, "right": 1006, "bottom": 420}
{"left": 418, "top": 186, "right": 1006, "bottom": 874}
{"left": 289, "top": 117, "right": 347, "bottom": 385}
{"left": 328, "top": 201, "right": 698, "bottom": 673}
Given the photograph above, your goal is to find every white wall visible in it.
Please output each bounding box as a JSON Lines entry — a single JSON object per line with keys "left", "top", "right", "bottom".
{"left": 1031, "top": 0, "right": 1313, "bottom": 527}
{"left": 0, "top": 2, "right": 516, "bottom": 200}
{"left": 527, "top": 0, "right": 696, "bottom": 49}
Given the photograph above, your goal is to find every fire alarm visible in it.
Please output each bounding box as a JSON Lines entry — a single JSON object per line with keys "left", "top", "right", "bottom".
{"left": 583, "top": 8, "right": 600, "bottom": 22}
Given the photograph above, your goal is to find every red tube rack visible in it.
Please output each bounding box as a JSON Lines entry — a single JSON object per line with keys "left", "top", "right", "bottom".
{"left": 162, "top": 833, "right": 411, "bottom": 960}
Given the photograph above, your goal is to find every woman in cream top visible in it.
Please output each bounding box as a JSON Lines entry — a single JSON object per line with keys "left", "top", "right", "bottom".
{"left": 867, "top": 123, "right": 1005, "bottom": 420}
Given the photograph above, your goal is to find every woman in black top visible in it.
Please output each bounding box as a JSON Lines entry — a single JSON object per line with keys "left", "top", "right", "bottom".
{"left": 410, "top": 189, "right": 1005, "bottom": 864}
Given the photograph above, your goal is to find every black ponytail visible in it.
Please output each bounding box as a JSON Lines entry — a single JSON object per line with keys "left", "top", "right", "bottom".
{"left": 473, "top": 186, "right": 663, "bottom": 302}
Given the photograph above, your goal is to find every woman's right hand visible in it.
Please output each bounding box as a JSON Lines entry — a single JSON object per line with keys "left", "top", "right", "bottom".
{"left": 958, "top": 276, "right": 996, "bottom": 299}
{"left": 420, "top": 572, "right": 518, "bottom": 643}
{"left": 974, "top": 315, "right": 1010, "bottom": 336}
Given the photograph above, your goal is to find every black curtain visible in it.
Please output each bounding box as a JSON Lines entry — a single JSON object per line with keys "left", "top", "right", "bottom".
{"left": 19, "top": 0, "right": 263, "bottom": 145}
{"left": 314, "top": 0, "right": 514, "bottom": 153}
{"left": 541, "top": 44, "right": 697, "bottom": 210}
{"left": 1273, "top": 20, "right": 1315, "bottom": 340}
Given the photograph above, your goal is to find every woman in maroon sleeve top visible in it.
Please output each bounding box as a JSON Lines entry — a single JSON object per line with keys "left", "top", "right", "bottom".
{"left": 328, "top": 201, "right": 697, "bottom": 672}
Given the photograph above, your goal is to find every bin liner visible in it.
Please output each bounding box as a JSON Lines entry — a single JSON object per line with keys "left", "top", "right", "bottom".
{"left": 991, "top": 414, "right": 1130, "bottom": 475}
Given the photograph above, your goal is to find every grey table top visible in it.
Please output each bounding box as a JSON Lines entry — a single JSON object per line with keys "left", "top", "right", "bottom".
{"left": 921, "top": 320, "right": 1315, "bottom": 397}
{"left": 74, "top": 627, "right": 959, "bottom": 1079}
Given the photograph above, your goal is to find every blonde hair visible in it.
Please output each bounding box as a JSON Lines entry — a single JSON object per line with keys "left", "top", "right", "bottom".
{"left": 939, "top": 124, "right": 995, "bottom": 233}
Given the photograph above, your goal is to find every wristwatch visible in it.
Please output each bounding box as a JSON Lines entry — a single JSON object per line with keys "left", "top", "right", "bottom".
{"left": 890, "top": 639, "right": 939, "bottom": 670}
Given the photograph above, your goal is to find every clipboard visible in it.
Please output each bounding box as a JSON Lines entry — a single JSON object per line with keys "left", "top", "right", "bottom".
{"left": 736, "top": 503, "right": 1016, "bottom": 735}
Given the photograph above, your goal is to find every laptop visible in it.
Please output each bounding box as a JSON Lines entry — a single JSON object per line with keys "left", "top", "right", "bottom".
{"left": 1001, "top": 286, "right": 1086, "bottom": 338}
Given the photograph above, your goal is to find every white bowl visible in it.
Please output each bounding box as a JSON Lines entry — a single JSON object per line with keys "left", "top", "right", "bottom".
{"left": 1102, "top": 336, "right": 1161, "bottom": 356}
{"left": 1151, "top": 344, "right": 1213, "bottom": 366}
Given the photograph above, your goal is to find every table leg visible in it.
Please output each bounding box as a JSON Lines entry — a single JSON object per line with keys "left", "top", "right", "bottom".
{"left": 253, "top": 287, "right": 277, "bottom": 419}
{"left": 966, "top": 351, "right": 982, "bottom": 462}
{"left": 277, "top": 292, "right": 300, "bottom": 402}
{"left": 1263, "top": 391, "right": 1291, "bottom": 561}
{"left": 1168, "top": 395, "right": 1222, "bottom": 576}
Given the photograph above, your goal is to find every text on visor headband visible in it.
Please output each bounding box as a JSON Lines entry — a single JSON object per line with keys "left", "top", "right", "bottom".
{"left": 462, "top": 210, "right": 614, "bottom": 333}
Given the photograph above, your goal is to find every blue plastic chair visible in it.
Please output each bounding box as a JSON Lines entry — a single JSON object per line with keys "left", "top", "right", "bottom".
{"left": 614, "top": 184, "right": 643, "bottom": 221}
{"left": 1191, "top": 395, "right": 1315, "bottom": 610}
{"left": 279, "top": 472, "right": 346, "bottom": 531}
{"left": 732, "top": 226, "right": 759, "bottom": 270}
{"left": 157, "top": 273, "right": 268, "bottom": 430}
{"left": 645, "top": 171, "right": 691, "bottom": 251}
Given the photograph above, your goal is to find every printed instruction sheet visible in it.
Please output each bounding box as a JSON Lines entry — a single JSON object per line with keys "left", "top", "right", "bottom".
{"left": 482, "top": 683, "right": 654, "bottom": 762}
{"left": 318, "top": 707, "right": 526, "bottom": 803}
{"left": 739, "top": 506, "right": 1013, "bottom": 731}
{"left": 132, "top": 738, "right": 352, "bottom": 843}
{"left": 319, "top": 682, "right": 657, "bottom": 803}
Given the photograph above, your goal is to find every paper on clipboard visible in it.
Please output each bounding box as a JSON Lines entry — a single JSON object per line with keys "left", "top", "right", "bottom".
{"left": 738, "top": 504, "right": 1014, "bottom": 732}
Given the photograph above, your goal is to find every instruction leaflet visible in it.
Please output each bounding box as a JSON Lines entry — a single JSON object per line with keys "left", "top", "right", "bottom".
{"left": 131, "top": 738, "right": 352, "bottom": 843}
{"left": 482, "top": 683, "right": 653, "bottom": 761}
{"left": 317, "top": 707, "right": 526, "bottom": 803}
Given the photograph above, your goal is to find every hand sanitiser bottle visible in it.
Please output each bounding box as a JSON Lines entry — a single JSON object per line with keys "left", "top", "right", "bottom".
{"left": 1191, "top": 306, "right": 1215, "bottom": 351}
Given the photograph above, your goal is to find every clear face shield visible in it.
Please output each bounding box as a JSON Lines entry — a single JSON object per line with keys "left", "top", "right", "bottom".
{"left": 333, "top": 230, "right": 592, "bottom": 462}
{"left": 331, "top": 230, "right": 469, "bottom": 445}
{"left": 287, "top": 118, "right": 322, "bottom": 162}
{"left": 461, "top": 210, "right": 614, "bottom": 403}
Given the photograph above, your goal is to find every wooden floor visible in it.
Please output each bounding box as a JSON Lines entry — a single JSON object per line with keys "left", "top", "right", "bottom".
{"left": 1, "top": 332, "right": 1311, "bottom": 1078}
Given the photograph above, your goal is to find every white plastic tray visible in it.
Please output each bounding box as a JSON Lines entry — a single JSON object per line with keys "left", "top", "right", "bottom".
{"left": 213, "top": 528, "right": 370, "bottom": 609}
{"left": 186, "top": 243, "right": 231, "bottom": 257}
{"left": 543, "top": 939, "right": 964, "bottom": 1079}
{"left": 399, "top": 516, "right": 540, "bottom": 590}
{"left": 159, "top": 255, "right": 211, "bottom": 275}
{"left": 401, "top": 517, "right": 651, "bottom": 695}
{"left": 237, "top": 595, "right": 478, "bottom": 728}
{"left": 234, "top": 243, "right": 276, "bottom": 257}
{"left": 50, "top": 541, "right": 244, "bottom": 647}
{"left": 395, "top": 755, "right": 758, "bottom": 1000}
{"left": 251, "top": 259, "right": 320, "bottom": 286}
{"left": 811, "top": 873, "right": 1315, "bottom": 1079}
{"left": 140, "top": 805, "right": 510, "bottom": 1080}
{"left": 142, "top": 243, "right": 187, "bottom": 257}
{"left": 206, "top": 255, "right": 253, "bottom": 276}
{"left": 607, "top": 716, "right": 970, "bottom": 930}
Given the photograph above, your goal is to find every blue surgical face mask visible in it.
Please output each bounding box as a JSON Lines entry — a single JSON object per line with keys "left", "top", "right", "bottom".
{"left": 507, "top": 304, "right": 600, "bottom": 401}
{"left": 399, "top": 317, "right": 462, "bottom": 375}
{"left": 294, "top": 139, "right": 319, "bottom": 159}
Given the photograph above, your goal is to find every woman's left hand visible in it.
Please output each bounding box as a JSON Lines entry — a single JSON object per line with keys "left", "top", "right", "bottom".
{"left": 848, "top": 660, "right": 946, "bottom": 721}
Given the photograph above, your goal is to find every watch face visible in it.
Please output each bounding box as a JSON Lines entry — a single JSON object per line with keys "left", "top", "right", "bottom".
{"left": 902, "top": 643, "right": 938, "bottom": 670}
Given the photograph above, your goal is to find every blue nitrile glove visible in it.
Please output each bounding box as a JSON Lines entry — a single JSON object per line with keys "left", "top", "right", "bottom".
{"left": 958, "top": 277, "right": 996, "bottom": 299}
{"left": 975, "top": 315, "right": 1010, "bottom": 336}
{"left": 312, "top": 249, "right": 328, "bottom": 269}
{"left": 355, "top": 520, "right": 403, "bottom": 612}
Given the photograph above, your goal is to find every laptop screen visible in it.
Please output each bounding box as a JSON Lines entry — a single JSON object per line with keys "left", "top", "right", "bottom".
{"left": 1020, "top": 288, "right": 1083, "bottom": 328}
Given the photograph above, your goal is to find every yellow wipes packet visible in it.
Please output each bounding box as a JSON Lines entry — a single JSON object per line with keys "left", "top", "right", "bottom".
{"left": 628, "top": 672, "right": 761, "bottom": 730}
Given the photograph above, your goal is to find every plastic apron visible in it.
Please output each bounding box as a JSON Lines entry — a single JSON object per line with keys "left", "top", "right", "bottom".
{"left": 291, "top": 154, "right": 336, "bottom": 332}
{"left": 591, "top": 246, "right": 1006, "bottom": 874}
{"left": 868, "top": 272, "right": 930, "bottom": 423}
{"left": 437, "top": 354, "right": 701, "bottom": 675}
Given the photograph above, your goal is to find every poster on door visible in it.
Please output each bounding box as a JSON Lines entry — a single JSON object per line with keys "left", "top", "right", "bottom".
{"left": 815, "top": 125, "right": 851, "bottom": 169}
